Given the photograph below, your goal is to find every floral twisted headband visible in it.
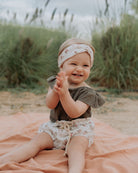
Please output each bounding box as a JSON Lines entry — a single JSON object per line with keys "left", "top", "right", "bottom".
{"left": 58, "top": 44, "right": 94, "bottom": 67}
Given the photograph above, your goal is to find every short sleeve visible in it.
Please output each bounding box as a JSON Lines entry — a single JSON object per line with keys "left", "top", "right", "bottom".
{"left": 77, "top": 87, "right": 105, "bottom": 108}
{"left": 47, "top": 76, "right": 56, "bottom": 89}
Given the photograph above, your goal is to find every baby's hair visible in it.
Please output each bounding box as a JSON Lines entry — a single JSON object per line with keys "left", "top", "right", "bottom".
{"left": 58, "top": 38, "right": 95, "bottom": 56}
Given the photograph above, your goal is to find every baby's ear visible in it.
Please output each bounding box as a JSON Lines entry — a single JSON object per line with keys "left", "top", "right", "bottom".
{"left": 59, "top": 67, "right": 63, "bottom": 71}
{"left": 59, "top": 64, "right": 63, "bottom": 71}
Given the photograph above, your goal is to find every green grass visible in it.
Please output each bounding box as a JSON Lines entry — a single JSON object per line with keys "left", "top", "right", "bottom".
{"left": 0, "top": 24, "right": 68, "bottom": 88}
{"left": 90, "top": 14, "right": 138, "bottom": 91}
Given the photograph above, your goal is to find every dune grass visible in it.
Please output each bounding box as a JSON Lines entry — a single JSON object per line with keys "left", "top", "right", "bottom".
{"left": 0, "top": 0, "right": 137, "bottom": 93}
{"left": 0, "top": 24, "right": 68, "bottom": 89}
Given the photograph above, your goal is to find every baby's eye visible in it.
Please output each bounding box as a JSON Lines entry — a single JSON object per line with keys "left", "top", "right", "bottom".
{"left": 83, "top": 64, "right": 89, "bottom": 67}
{"left": 71, "top": 63, "right": 77, "bottom": 66}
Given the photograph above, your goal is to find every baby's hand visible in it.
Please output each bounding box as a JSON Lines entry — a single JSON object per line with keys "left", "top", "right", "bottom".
{"left": 54, "top": 71, "right": 68, "bottom": 95}
{"left": 56, "top": 71, "right": 66, "bottom": 88}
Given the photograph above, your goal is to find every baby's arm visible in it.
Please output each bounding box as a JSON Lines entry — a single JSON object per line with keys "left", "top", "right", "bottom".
{"left": 46, "top": 72, "right": 68, "bottom": 109}
{"left": 46, "top": 87, "right": 59, "bottom": 109}
{"left": 60, "top": 92, "right": 89, "bottom": 118}
{"left": 55, "top": 72, "right": 89, "bottom": 118}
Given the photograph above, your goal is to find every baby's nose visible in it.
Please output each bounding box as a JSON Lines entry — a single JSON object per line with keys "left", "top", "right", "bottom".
{"left": 76, "top": 66, "right": 83, "bottom": 71}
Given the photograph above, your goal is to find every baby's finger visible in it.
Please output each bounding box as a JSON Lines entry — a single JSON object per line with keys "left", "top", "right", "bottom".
{"left": 54, "top": 85, "right": 60, "bottom": 93}
{"left": 56, "top": 76, "right": 64, "bottom": 87}
{"left": 58, "top": 71, "right": 66, "bottom": 77}
{"left": 56, "top": 75, "right": 62, "bottom": 81}
{"left": 56, "top": 78, "right": 63, "bottom": 87}
{"left": 54, "top": 84, "right": 59, "bottom": 91}
{"left": 56, "top": 78, "right": 60, "bottom": 84}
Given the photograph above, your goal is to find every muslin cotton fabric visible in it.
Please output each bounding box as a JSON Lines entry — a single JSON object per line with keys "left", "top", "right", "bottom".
{"left": 0, "top": 113, "right": 138, "bottom": 173}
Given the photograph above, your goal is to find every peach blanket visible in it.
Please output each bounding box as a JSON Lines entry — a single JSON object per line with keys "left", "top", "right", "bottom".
{"left": 0, "top": 112, "right": 138, "bottom": 173}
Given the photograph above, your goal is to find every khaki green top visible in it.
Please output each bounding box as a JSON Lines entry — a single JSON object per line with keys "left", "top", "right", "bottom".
{"left": 47, "top": 76, "right": 105, "bottom": 122}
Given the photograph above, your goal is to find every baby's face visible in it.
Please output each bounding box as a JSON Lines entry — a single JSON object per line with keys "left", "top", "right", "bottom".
{"left": 60, "top": 52, "right": 91, "bottom": 85}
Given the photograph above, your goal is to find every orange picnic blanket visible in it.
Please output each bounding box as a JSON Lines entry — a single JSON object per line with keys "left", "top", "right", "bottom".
{"left": 0, "top": 112, "right": 138, "bottom": 173}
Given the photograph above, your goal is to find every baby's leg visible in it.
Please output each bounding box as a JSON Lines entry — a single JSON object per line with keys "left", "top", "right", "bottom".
{"left": 67, "top": 136, "right": 89, "bottom": 173}
{"left": 0, "top": 132, "right": 53, "bottom": 164}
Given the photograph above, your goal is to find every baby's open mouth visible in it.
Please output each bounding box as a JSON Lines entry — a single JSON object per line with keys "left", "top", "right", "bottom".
{"left": 72, "top": 74, "right": 83, "bottom": 77}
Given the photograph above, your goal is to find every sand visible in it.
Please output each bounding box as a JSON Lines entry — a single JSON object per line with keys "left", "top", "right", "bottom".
{"left": 0, "top": 91, "right": 138, "bottom": 135}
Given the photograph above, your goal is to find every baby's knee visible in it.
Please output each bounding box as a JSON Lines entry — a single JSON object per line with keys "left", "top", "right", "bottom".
{"left": 68, "top": 136, "right": 89, "bottom": 153}
{"left": 31, "top": 132, "right": 53, "bottom": 150}
{"left": 74, "top": 136, "right": 89, "bottom": 147}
